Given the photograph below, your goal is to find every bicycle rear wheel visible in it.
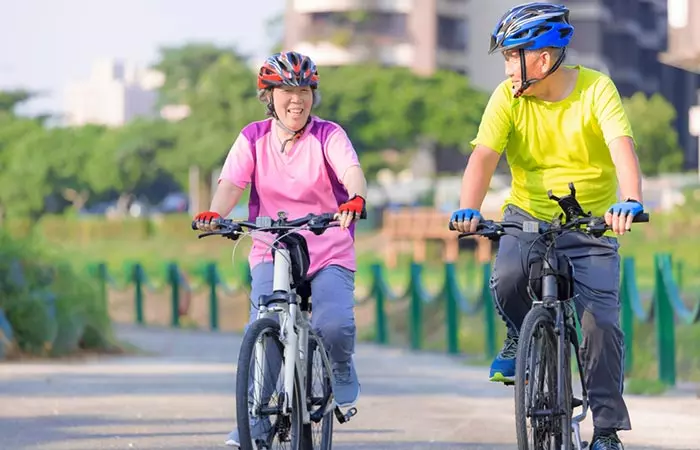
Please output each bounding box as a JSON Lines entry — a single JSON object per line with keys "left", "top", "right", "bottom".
{"left": 236, "top": 317, "right": 302, "bottom": 450}
{"left": 301, "top": 330, "right": 334, "bottom": 450}
{"left": 515, "top": 306, "right": 570, "bottom": 450}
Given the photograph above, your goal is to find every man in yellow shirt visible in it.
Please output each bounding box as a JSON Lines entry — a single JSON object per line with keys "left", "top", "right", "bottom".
{"left": 450, "top": 3, "right": 645, "bottom": 449}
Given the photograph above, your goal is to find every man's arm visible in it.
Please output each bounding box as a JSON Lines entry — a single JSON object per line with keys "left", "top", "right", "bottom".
{"left": 459, "top": 145, "right": 502, "bottom": 209}
{"left": 609, "top": 136, "right": 643, "bottom": 203}
{"left": 452, "top": 81, "right": 511, "bottom": 232}
{"left": 593, "top": 76, "right": 646, "bottom": 234}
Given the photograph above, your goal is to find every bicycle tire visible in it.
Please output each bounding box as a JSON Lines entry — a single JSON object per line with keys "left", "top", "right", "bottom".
{"left": 236, "top": 317, "right": 302, "bottom": 450}
{"left": 301, "top": 331, "right": 334, "bottom": 450}
{"left": 514, "top": 306, "right": 570, "bottom": 450}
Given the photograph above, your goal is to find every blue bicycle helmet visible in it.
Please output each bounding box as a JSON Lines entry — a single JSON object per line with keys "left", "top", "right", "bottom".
{"left": 490, "top": 2, "right": 573, "bottom": 54}
{"left": 489, "top": 2, "right": 574, "bottom": 97}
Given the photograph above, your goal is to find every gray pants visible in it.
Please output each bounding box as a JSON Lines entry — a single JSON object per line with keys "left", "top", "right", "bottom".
{"left": 248, "top": 262, "right": 357, "bottom": 365}
{"left": 491, "top": 205, "right": 631, "bottom": 431}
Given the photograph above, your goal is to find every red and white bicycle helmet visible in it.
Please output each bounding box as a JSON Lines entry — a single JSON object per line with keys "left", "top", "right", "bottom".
{"left": 257, "top": 51, "right": 319, "bottom": 90}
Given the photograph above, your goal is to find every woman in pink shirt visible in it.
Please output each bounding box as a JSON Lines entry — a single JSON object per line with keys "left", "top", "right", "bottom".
{"left": 193, "top": 51, "right": 368, "bottom": 448}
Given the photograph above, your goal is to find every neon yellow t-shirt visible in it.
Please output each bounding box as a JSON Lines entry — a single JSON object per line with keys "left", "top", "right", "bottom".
{"left": 471, "top": 65, "right": 634, "bottom": 221}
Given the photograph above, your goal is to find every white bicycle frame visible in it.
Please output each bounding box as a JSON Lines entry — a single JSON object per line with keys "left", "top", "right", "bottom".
{"left": 250, "top": 247, "right": 316, "bottom": 426}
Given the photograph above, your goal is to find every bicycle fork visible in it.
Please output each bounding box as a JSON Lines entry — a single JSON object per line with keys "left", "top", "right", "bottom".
{"left": 556, "top": 300, "right": 589, "bottom": 450}
{"left": 281, "top": 303, "right": 299, "bottom": 415}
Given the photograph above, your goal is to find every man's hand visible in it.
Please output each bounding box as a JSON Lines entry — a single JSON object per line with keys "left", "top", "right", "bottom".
{"left": 604, "top": 200, "right": 644, "bottom": 235}
{"left": 336, "top": 195, "right": 366, "bottom": 230}
{"left": 450, "top": 208, "right": 482, "bottom": 233}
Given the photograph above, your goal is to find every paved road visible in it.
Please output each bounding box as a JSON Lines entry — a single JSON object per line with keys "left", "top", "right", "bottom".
{"left": 0, "top": 324, "right": 698, "bottom": 449}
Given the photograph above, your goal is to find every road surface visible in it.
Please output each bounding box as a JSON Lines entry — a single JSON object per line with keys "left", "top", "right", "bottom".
{"left": 0, "top": 324, "right": 698, "bottom": 449}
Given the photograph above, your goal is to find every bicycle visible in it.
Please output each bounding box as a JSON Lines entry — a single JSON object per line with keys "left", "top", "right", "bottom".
{"left": 450, "top": 183, "right": 649, "bottom": 450}
{"left": 193, "top": 211, "right": 359, "bottom": 450}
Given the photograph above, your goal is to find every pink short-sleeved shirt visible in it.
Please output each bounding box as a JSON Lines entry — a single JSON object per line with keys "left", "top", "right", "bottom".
{"left": 218, "top": 116, "right": 361, "bottom": 276}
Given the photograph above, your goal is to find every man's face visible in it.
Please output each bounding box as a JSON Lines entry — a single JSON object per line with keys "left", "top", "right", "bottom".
{"left": 503, "top": 49, "right": 551, "bottom": 96}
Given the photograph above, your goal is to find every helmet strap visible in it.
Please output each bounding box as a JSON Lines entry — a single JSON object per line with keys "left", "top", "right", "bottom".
{"left": 274, "top": 116, "right": 311, "bottom": 153}
{"left": 513, "top": 47, "right": 567, "bottom": 99}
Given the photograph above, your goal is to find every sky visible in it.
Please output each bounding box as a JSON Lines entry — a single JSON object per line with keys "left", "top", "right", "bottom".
{"left": 2, "top": 0, "right": 285, "bottom": 115}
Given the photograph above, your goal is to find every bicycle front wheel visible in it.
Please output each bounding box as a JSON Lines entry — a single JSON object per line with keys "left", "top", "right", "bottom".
{"left": 302, "top": 330, "right": 334, "bottom": 450}
{"left": 236, "top": 317, "right": 302, "bottom": 450}
{"left": 514, "top": 306, "right": 570, "bottom": 450}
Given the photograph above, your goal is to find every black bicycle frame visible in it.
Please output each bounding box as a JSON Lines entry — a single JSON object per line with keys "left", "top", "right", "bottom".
{"left": 537, "top": 239, "right": 572, "bottom": 450}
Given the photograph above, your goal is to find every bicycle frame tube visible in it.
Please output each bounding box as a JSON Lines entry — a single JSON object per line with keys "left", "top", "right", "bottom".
{"left": 542, "top": 249, "right": 572, "bottom": 450}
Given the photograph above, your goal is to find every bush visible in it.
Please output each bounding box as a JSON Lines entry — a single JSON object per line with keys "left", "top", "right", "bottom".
{"left": 0, "top": 229, "right": 116, "bottom": 358}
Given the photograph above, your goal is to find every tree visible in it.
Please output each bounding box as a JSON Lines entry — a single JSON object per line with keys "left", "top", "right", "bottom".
{"left": 0, "top": 90, "right": 34, "bottom": 114}
{"left": 0, "top": 122, "right": 52, "bottom": 219}
{"left": 44, "top": 125, "right": 107, "bottom": 212}
{"left": 83, "top": 119, "right": 177, "bottom": 214}
{"left": 163, "top": 54, "right": 260, "bottom": 181}
{"left": 152, "top": 43, "right": 250, "bottom": 106}
{"left": 313, "top": 65, "right": 488, "bottom": 176}
{"left": 622, "top": 92, "right": 684, "bottom": 176}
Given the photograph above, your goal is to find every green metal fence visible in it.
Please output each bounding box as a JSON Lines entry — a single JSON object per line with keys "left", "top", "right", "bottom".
{"left": 88, "top": 253, "right": 699, "bottom": 387}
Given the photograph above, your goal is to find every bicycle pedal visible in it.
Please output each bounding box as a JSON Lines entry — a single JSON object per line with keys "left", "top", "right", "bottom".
{"left": 333, "top": 406, "right": 358, "bottom": 424}
{"left": 572, "top": 397, "right": 583, "bottom": 407}
{"left": 503, "top": 380, "right": 515, "bottom": 386}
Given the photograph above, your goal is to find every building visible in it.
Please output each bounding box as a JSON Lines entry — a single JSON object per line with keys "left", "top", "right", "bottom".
{"left": 466, "top": 0, "right": 700, "bottom": 172}
{"left": 659, "top": 0, "right": 700, "bottom": 175}
{"left": 283, "top": 0, "right": 469, "bottom": 76}
{"left": 64, "top": 59, "right": 164, "bottom": 127}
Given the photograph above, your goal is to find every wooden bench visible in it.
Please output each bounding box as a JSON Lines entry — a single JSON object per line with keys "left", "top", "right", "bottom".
{"left": 380, "top": 207, "right": 499, "bottom": 267}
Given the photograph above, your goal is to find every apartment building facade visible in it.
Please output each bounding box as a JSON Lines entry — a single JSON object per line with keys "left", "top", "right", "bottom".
{"left": 283, "top": 0, "right": 469, "bottom": 76}
{"left": 660, "top": 0, "right": 700, "bottom": 174}
{"left": 64, "top": 59, "right": 164, "bottom": 127}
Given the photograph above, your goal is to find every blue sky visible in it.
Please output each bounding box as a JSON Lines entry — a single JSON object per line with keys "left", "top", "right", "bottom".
{"left": 2, "top": 0, "right": 285, "bottom": 115}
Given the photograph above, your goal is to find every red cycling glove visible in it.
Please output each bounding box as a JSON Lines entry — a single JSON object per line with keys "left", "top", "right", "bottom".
{"left": 193, "top": 211, "right": 221, "bottom": 224}
{"left": 338, "top": 195, "right": 367, "bottom": 219}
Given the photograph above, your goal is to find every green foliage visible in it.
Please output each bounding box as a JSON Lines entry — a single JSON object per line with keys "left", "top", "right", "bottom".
{"left": 0, "top": 230, "right": 114, "bottom": 357}
{"left": 622, "top": 92, "right": 684, "bottom": 175}
{"left": 0, "top": 89, "right": 34, "bottom": 113}
{"left": 152, "top": 43, "right": 249, "bottom": 106}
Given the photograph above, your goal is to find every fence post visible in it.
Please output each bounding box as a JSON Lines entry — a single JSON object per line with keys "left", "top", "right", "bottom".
{"left": 444, "top": 263, "right": 460, "bottom": 355}
{"left": 167, "top": 262, "right": 180, "bottom": 328}
{"left": 620, "top": 257, "right": 635, "bottom": 373}
{"left": 371, "top": 263, "right": 388, "bottom": 345}
{"left": 409, "top": 262, "right": 423, "bottom": 351}
{"left": 132, "top": 263, "right": 144, "bottom": 325}
{"left": 481, "top": 262, "right": 497, "bottom": 359}
{"left": 96, "top": 262, "right": 108, "bottom": 312}
{"left": 654, "top": 253, "right": 676, "bottom": 386}
{"left": 206, "top": 262, "right": 219, "bottom": 331}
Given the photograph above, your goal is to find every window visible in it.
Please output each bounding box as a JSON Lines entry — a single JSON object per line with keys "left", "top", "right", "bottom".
{"left": 568, "top": 20, "right": 600, "bottom": 54}
{"left": 437, "top": 16, "right": 467, "bottom": 51}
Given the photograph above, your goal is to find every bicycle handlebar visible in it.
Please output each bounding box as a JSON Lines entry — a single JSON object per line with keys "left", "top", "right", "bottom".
{"left": 449, "top": 212, "right": 649, "bottom": 240}
{"left": 191, "top": 212, "right": 339, "bottom": 240}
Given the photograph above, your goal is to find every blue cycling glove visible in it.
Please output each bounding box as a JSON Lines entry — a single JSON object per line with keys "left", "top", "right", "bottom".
{"left": 450, "top": 208, "right": 482, "bottom": 223}
{"left": 607, "top": 199, "right": 644, "bottom": 217}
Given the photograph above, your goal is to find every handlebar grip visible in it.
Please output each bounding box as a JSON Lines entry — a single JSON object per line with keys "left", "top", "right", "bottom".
{"left": 448, "top": 221, "right": 456, "bottom": 231}
{"left": 633, "top": 212, "right": 649, "bottom": 223}
{"left": 191, "top": 220, "right": 198, "bottom": 230}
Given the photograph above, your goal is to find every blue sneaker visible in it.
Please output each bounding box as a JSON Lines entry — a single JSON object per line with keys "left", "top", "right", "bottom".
{"left": 590, "top": 433, "right": 624, "bottom": 449}
{"left": 333, "top": 357, "right": 360, "bottom": 408}
{"left": 489, "top": 329, "right": 518, "bottom": 383}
